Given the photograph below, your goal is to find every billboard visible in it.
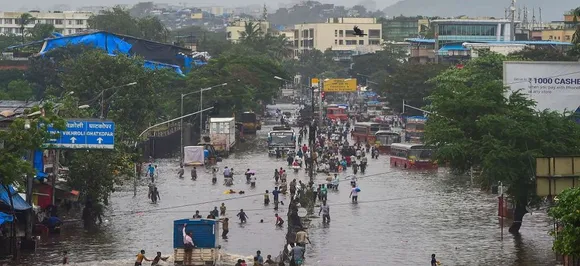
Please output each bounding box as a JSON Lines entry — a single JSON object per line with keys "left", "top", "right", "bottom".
{"left": 323, "top": 79, "right": 357, "bottom": 92}
{"left": 503, "top": 61, "right": 580, "bottom": 112}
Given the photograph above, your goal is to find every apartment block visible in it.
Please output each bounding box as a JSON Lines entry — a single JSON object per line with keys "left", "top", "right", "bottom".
{"left": 226, "top": 19, "right": 270, "bottom": 43}
{"left": 291, "top": 17, "right": 383, "bottom": 57}
{"left": 0, "top": 11, "right": 93, "bottom": 36}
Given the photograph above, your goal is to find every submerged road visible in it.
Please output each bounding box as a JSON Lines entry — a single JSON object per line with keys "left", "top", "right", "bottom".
{"left": 23, "top": 123, "right": 556, "bottom": 265}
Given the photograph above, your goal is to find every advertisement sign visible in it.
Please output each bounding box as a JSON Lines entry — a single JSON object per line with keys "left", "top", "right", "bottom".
{"left": 323, "top": 79, "right": 357, "bottom": 92}
{"left": 311, "top": 78, "right": 319, "bottom": 88}
{"left": 503, "top": 61, "right": 580, "bottom": 112}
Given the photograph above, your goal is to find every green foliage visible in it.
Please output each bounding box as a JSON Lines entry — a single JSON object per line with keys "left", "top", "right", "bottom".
{"left": 381, "top": 63, "right": 447, "bottom": 114}
{"left": 88, "top": 6, "right": 168, "bottom": 42}
{"left": 27, "top": 24, "right": 60, "bottom": 40}
{"left": 425, "top": 52, "right": 580, "bottom": 232}
{"left": 0, "top": 103, "right": 65, "bottom": 186}
{"left": 0, "top": 34, "right": 19, "bottom": 50}
{"left": 548, "top": 187, "right": 580, "bottom": 257}
{"left": 0, "top": 79, "right": 33, "bottom": 100}
{"left": 186, "top": 44, "right": 287, "bottom": 116}
{"left": 57, "top": 49, "right": 173, "bottom": 141}
{"left": 509, "top": 47, "right": 578, "bottom": 61}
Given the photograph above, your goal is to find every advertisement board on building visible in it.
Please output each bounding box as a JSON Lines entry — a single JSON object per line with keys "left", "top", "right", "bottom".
{"left": 503, "top": 61, "right": 580, "bottom": 112}
{"left": 323, "top": 79, "right": 357, "bottom": 92}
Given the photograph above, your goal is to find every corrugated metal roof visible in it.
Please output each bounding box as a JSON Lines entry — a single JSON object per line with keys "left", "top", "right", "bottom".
{"left": 210, "top": 117, "right": 235, "bottom": 122}
{"left": 405, "top": 38, "right": 435, "bottom": 44}
{"left": 439, "top": 43, "right": 469, "bottom": 51}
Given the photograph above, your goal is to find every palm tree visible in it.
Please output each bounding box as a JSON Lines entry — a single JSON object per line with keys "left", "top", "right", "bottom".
{"left": 239, "top": 21, "right": 262, "bottom": 43}
{"left": 18, "top": 13, "right": 35, "bottom": 43}
{"left": 572, "top": 7, "right": 580, "bottom": 45}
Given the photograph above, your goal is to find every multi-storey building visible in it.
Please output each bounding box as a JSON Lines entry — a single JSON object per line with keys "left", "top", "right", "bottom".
{"left": 226, "top": 18, "right": 270, "bottom": 43}
{"left": 291, "top": 17, "right": 383, "bottom": 58}
{"left": 382, "top": 16, "right": 429, "bottom": 41}
{"left": 0, "top": 11, "right": 93, "bottom": 36}
{"left": 539, "top": 14, "right": 579, "bottom": 42}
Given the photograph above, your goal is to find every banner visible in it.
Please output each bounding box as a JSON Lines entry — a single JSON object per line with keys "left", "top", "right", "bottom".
{"left": 504, "top": 61, "right": 580, "bottom": 112}
{"left": 323, "top": 79, "right": 357, "bottom": 92}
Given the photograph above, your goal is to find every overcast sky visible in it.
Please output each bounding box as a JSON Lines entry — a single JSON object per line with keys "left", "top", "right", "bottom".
{"left": 3, "top": 0, "right": 399, "bottom": 12}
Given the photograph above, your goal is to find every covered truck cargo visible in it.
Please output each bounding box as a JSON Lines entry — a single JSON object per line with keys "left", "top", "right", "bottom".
{"left": 183, "top": 146, "right": 204, "bottom": 166}
{"left": 209, "top": 117, "right": 236, "bottom": 156}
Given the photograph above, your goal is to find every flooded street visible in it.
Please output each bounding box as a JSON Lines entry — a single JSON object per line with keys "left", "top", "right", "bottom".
{"left": 22, "top": 124, "right": 556, "bottom": 265}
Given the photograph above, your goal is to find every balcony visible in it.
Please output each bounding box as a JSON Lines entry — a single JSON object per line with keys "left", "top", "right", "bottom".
{"left": 410, "top": 48, "right": 434, "bottom": 58}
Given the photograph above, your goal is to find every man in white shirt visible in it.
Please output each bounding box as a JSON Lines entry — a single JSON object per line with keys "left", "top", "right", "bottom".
{"left": 349, "top": 185, "right": 359, "bottom": 203}
{"left": 183, "top": 224, "right": 194, "bottom": 265}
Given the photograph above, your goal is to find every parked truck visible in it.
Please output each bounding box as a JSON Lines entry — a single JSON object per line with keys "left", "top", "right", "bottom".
{"left": 209, "top": 117, "right": 236, "bottom": 157}
{"left": 173, "top": 218, "right": 220, "bottom": 265}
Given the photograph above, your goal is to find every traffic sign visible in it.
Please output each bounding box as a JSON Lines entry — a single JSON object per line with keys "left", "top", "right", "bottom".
{"left": 323, "top": 79, "right": 357, "bottom": 92}
{"left": 44, "top": 120, "right": 115, "bottom": 149}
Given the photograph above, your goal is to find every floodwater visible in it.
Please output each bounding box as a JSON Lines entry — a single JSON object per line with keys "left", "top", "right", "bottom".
{"left": 18, "top": 123, "right": 557, "bottom": 266}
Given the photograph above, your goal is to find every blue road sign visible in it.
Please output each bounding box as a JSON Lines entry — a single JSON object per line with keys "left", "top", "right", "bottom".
{"left": 44, "top": 120, "right": 115, "bottom": 149}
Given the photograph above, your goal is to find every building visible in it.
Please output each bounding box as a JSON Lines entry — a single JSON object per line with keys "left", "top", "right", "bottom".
{"left": 226, "top": 19, "right": 270, "bottom": 43}
{"left": 291, "top": 17, "right": 383, "bottom": 57}
{"left": 0, "top": 11, "right": 93, "bottom": 36}
{"left": 382, "top": 16, "right": 429, "bottom": 41}
{"left": 539, "top": 14, "right": 579, "bottom": 42}
{"left": 431, "top": 19, "right": 518, "bottom": 63}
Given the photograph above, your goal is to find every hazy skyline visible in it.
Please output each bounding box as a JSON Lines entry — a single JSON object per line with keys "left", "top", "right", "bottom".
{"left": 2, "top": 0, "right": 399, "bottom": 12}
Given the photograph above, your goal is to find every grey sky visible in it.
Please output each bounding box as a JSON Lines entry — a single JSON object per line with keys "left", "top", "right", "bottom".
{"left": 3, "top": 0, "right": 399, "bottom": 12}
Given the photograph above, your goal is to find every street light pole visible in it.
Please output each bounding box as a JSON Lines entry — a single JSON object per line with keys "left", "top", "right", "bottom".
{"left": 179, "top": 83, "right": 227, "bottom": 162}
{"left": 99, "top": 82, "right": 138, "bottom": 119}
{"left": 135, "top": 107, "right": 215, "bottom": 196}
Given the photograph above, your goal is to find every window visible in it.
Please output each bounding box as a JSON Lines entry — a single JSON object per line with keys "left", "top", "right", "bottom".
{"left": 339, "top": 40, "right": 343, "bottom": 45}
{"left": 345, "top": 40, "right": 357, "bottom": 45}
{"left": 68, "top": 20, "right": 73, "bottom": 25}
{"left": 4, "top": 19, "right": 13, "bottom": 24}
{"left": 45, "top": 19, "right": 54, "bottom": 25}
{"left": 309, "top": 29, "right": 314, "bottom": 38}
{"left": 346, "top": 29, "right": 359, "bottom": 36}
{"left": 368, "top": 29, "right": 381, "bottom": 38}
{"left": 333, "top": 18, "right": 339, "bottom": 23}
{"left": 55, "top": 19, "right": 63, "bottom": 25}
{"left": 300, "top": 40, "right": 304, "bottom": 47}
{"left": 369, "top": 39, "right": 381, "bottom": 45}
{"left": 335, "top": 39, "right": 338, "bottom": 45}
{"left": 358, "top": 40, "right": 364, "bottom": 45}
{"left": 76, "top": 20, "right": 84, "bottom": 25}
{"left": 294, "top": 30, "right": 298, "bottom": 38}
{"left": 339, "top": 30, "right": 343, "bottom": 37}
{"left": 226, "top": 31, "right": 232, "bottom": 38}
{"left": 566, "top": 35, "right": 571, "bottom": 40}
{"left": 334, "top": 30, "right": 337, "bottom": 37}
{"left": 438, "top": 24, "right": 497, "bottom": 36}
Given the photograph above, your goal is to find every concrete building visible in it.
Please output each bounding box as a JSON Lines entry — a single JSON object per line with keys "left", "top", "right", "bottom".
{"left": 0, "top": 11, "right": 93, "bottom": 36}
{"left": 539, "top": 14, "right": 578, "bottom": 42}
{"left": 226, "top": 19, "right": 270, "bottom": 43}
{"left": 291, "top": 17, "right": 383, "bottom": 57}
{"left": 382, "top": 16, "right": 429, "bottom": 41}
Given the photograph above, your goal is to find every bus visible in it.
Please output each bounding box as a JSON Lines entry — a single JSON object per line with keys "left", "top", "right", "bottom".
{"left": 325, "top": 106, "right": 348, "bottom": 122}
{"left": 352, "top": 122, "right": 382, "bottom": 143}
{"left": 267, "top": 126, "right": 296, "bottom": 156}
{"left": 390, "top": 143, "right": 437, "bottom": 170}
{"left": 241, "top": 111, "right": 261, "bottom": 134}
{"left": 404, "top": 116, "right": 426, "bottom": 143}
{"left": 375, "top": 131, "right": 401, "bottom": 154}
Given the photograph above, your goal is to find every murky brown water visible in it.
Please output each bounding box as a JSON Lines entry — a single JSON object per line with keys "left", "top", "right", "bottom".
{"left": 14, "top": 122, "right": 557, "bottom": 266}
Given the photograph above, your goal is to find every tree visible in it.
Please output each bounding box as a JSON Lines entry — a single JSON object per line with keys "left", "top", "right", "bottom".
{"left": 88, "top": 6, "right": 168, "bottom": 42}
{"left": 0, "top": 34, "right": 19, "bottom": 51}
{"left": 239, "top": 21, "right": 264, "bottom": 43}
{"left": 0, "top": 79, "right": 33, "bottom": 100}
{"left": 509, "top": 47, "right": 577, "bottom": 61}
{"left": 349, "top": 43, "right": 407, "bottom": 84}
{"left": 548, "top": 187, "right": 580, "bottom": 259}
{"left": 425, "top": 52, "right": 580, "bottom": 233}
{"left": 17, "top": 13, "right": 35, "bottom": 43}
{"left": 57, "top": 49, "right": 173, "bottom": 141}
{"left": 381, "top": 63, "right": 447, "bottom": 114}
{"left": 27, "top": 24, "right": 59, "bottom": 41}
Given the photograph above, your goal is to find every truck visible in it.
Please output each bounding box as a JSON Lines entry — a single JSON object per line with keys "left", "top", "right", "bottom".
{"left": 267, "top": 126, "right": 296, "bottom": 156}
{"left": 173, "top": 218, "right": 220, "bottom": 265}
{"left": 209, "top": 117, "right": 236, "bottom": 157}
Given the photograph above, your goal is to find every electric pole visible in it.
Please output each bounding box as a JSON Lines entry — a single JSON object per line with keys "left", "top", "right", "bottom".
{"left": 510, "top": 0, "right": 516, "bottom": 41}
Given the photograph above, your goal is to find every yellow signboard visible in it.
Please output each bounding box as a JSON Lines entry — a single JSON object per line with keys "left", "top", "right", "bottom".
{"left": 311, "top": 78, "right": 319, "bottom": 87}
{"left": 323, "top": 79, "right": 357, "bottom": 92}
{"left": 536, "top": 157, "right": 580, "bottom": 197}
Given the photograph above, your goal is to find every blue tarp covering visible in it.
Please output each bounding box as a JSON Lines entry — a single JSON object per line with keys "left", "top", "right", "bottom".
{"left": 0, "top": 212, "right": 13, "bottom": 224}
{"left": 40, "top": 32, "right": 132, "bottom": 55}
{"left": 33, "top": 150, "right": 46, "bottom": 181}
{"left": 0, "top": 185, "right": 32, "bottom": 210}
{"left": 0, "top": 212, "right": 13, "bottom": 225}
{"left": 144, "top": 60, "right": 184, "bottom": 76}
{"left": 439, "top": 43, "right": 468, "bottom": 52}
{"left": 364, "top": 91, "right": 377, "bottom": 97}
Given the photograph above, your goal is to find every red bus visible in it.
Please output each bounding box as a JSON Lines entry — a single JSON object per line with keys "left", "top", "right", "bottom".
{"left": 375, "top": 131, "right": 401, "bottom": 154}
{"left": 390, "top": 143, "right": 437, "bottom": 170}
{"left": 352, "top": 122, "right": 381, "bottom": 143}
{"left": 326, "top": 107, "right": 348, "bottom": 121}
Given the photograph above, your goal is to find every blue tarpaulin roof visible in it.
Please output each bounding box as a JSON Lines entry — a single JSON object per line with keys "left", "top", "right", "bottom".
{"left": 440, "top": 43, "right": 469, "bottom": 51}
{"left": 0, "top": 212, "right": 14, "bottom": 225}
{"left": 144, "top": 60, "right": 184, "bottom": 76}
{"left": 33, "top": 150, "right": 46, "bottom": 181}
{"left": 0, "top": 185, "right": 31, "bottom": 210}
{"left": 39, "top": 32, "right": 133, "bottom": 55}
